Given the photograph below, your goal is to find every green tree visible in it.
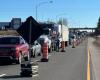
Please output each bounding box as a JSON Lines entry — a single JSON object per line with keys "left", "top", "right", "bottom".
{"left": 95, "top": 17, "right": 100, "bottom": 35}
{"left": 97, "top": 17, "right": 100, "bottom": 28}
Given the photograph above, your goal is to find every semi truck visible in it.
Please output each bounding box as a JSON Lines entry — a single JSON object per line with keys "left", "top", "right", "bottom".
{"left": 53, "top": 24, "right": 69, "bottom": 47}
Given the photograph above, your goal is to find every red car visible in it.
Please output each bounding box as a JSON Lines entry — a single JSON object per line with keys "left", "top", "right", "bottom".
{"left": 0, "top": 35, "right": 29, "bottom": 64}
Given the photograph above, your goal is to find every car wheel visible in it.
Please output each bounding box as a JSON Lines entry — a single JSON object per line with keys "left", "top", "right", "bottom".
{"left": 33, "top": 51, "right": 36, "bottom": 58}
{"left": 49, "top": 46, "right": 52, "bottom": 53}
{"left": 38, "top": 52, "right": 41, "bottom": 56}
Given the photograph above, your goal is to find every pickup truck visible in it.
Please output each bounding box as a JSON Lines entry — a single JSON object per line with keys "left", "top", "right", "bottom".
{"left": 0, "top": 36, "right": 29, "bottom": 64}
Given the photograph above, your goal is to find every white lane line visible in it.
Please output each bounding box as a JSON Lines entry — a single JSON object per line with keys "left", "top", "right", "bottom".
{"left": 34, "top": 60, "right": 40, "bottom": 62}
{"left": 0, "top": 74, "right": 6, "bottom": 77}
{"left": 34, "top": 55, "right": 51, "bottom": 62}
{"left": 31, "top": 60, "right": 40, "bottom": 63}
{"left": 32, "top": 74, "right": 39, "bottom": 77}
{"left": 32, "top": 66, "right": 38, "bottom": 68}
{"left": 48, "top": 55, "right": 51, "bottom": 57}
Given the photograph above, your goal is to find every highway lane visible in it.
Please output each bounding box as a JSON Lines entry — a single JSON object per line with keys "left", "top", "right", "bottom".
{"left": 37, "top": 40, "right": 88, "bottom": 80}
{"left": 0, "top": 39, "right": 89, "bottom": 80}
{"left": 0, "top": 63, "right": 33, "bottom": 80}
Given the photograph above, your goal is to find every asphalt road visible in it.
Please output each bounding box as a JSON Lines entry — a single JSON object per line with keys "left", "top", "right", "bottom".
{"left": 0, "top": 39, "right": 89, "bottom": 80}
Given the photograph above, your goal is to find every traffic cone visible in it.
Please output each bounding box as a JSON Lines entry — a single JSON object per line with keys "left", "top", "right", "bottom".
{"left": 77, "top": 39, "right": 79, "bottom": 45}
{"left": 20, "top": 61, "right": 39, "bottom": 77}
{"left": 61, "top": 41, "right": 66, "bottom": 52}
{"left": 41, "top": 42, "right": 49, "bottom": 62}
{"left": 79, "top": 38, "right": 81, "bottom": 44}
{"left": 76, "top": 40, "right": 79, "bottom": 46}
{"left": 72, "top": 39, "right": 76, "bottom": 48}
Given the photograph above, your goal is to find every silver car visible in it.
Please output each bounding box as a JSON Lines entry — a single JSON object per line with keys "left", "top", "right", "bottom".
{"left": 37, "top": 35, "right": 52, "bottom": 53}
{"left": 31, "top": 41, "right": 41, "bottom": 58}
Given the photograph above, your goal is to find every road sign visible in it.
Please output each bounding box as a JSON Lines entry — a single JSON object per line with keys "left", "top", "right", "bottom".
{"left": 17, "top": 16, "right": 43, "bottom": 44}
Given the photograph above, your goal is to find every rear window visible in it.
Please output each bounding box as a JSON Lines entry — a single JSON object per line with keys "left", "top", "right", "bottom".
{"left": 38, "top": 38, "right": 44, "bottom": 45}
{"left": 0, "top": 37, "right": 20, "bottom": 44}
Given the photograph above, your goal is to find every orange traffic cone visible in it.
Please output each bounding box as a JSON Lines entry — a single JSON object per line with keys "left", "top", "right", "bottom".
{"left": 41, "top": 42, "right": 49, "bottom": 62}
{"left": 76, "top": 40, "right": 78, "bottom": 46}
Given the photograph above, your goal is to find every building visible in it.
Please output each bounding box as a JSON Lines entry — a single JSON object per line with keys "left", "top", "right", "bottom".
{"left": 11, "top": 18, "right": 21, "bottom": 29}
{"left": 0, "top": 18, "right": 22, "bottom": 30}
{"left": 0, "top": 22, "right": 10, "bottom": 29}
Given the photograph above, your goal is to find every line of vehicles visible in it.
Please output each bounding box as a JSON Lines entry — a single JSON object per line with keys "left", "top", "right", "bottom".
{"left": 0, "top": 34, "right": 53, "bottom": 64}
{"left": 0, "top": 23, "right": 88, "bottom": 64}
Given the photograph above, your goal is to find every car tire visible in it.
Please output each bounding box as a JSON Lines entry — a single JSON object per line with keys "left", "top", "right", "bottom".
{"left": 48, "top": 47, "right": 52, "bottom": 53}
{"left": 38, "top": 52, "right": 41, "bottom": 56}
{"left": 33, "top": 51, "right": 36, "bottom": 58}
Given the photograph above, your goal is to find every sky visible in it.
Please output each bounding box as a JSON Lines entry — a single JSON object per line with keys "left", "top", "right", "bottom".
{"left": 0, "top": 0, "right": 100, "bottom": 28}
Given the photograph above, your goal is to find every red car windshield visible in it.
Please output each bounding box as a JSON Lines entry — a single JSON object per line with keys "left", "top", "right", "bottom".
{"left": 0, "top": 37, "right": 20, "bottom": 44}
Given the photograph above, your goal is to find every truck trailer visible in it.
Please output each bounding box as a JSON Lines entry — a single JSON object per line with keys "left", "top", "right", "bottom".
{"left": 53, "top": 24, "right": 69, "bottom": 47}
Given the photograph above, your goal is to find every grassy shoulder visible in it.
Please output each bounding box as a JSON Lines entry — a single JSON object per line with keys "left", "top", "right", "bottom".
{"left": 0, "top": 30, "right": 19, "bottom": 36}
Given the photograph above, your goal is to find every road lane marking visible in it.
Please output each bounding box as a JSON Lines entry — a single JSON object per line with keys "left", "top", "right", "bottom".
{"left": 34, "top": 60, "right": 40, "bottom": 62}
{"left": 0, "top": 74, "right": 6, "bottom": 77}
{"left": 48, "top": 54, "right": 51, "bottom": 57}
{"left": 87, "top": 48, "right": 91, "bottom": 80}
{"left": 32, "top": 74, "right": 39, "bottom": 77}
{"left": 33, "top": 54, "right": 51, "bottom": 62}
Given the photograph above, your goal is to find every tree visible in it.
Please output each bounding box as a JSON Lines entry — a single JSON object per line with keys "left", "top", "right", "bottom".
{"left": 57, "top": 18, "right": 68, "bottom": 26}
{"left": 95, "top": 17, "right": 100, "bottom": 35}
{"left": 97, "top": 17, "right": 100, "bottom": 28}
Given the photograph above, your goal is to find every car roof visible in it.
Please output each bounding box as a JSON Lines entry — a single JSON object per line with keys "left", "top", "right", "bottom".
{"left": 39, "top": 35, "right": 48, "bottom": 38}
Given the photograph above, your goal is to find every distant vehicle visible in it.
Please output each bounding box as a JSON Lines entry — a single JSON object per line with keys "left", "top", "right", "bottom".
{"left": 31, "top": 41, "right": 41, "bottom": 58}
{"left": 0, "top": 36, "right": 29, "bottom": 64}
{"left": 37, "top": 35, "right": 52, "bottom": 53}
{"left": 53, "top": 24, "right": 69, "bottom": 47}
{"left": 71, "top": 34, "right": 77, "bottom": 44}
{"left": 69, "top": 33, "right": 74, "bottom": 45}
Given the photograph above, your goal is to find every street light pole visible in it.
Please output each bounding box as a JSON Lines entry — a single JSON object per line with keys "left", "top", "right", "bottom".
{"left": 35, "top": 1, "right": 53, "bottom": 21}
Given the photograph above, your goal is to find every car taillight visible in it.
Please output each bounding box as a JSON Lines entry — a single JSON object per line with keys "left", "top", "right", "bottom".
{"left": 15, "top": 48, "right": 19, "bottom": 53}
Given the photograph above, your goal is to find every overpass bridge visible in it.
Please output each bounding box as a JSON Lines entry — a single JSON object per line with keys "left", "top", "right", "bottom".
{"left": 69, "top": 27, "right": 96, "bottom": 32}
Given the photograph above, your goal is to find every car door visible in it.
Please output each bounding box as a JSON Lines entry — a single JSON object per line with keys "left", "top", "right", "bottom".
{"left": 36, "top": 42, "right": 41, "bottom": 54}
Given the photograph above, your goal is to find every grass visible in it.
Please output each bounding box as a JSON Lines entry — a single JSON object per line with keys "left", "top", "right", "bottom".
{"left": 0, "top": 30, "right": 19, "bottom": 36}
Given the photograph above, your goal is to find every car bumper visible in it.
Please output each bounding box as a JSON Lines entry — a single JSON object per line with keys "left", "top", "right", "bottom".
{"left": 0, "top": 56, "right": 15, "bottom": 60}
